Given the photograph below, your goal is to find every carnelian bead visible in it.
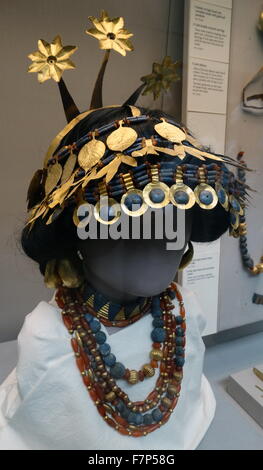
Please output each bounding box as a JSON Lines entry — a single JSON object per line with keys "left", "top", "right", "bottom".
{"left": 81, "top": 318, "right": 89, "bottom": 329}
{"left": 180, "top": 306, "right": 186, "bottom": 318}
{"left": 94, "top": 384, "right": 105, "bottom": 401}
{"left": 162, "top": 412, "right": 171, "bottom": 423}
{"left": 133, "top": 401, "right": 144, "bottom": 407}
{"left": 160, "top": 362, "right": 166, "bottom": 373}
{"left": 132, "top": 431, "right": 144, "bottom": 437}
{"left": 97, "top": 405, "right": 106, "bottom": 417}
{"left": 156, "top": 377, "right": 164, "bottom": 387}
{"left": 55, "top": 292, "right": 65, "bottom": 309}
{"left": 147, "top": 390, "right": 158, "bottom": 401}
{"left": 147, "top": 423, "right": 160, "bottom": 432}
{"left": 71, "top": 338, "right": 79, "bottom": 353}
{"left": 80, "top": 351, "right": 90, "bottom": 368}
{"left": 113, "top": 413, "right": 128, "bottom": 427}
{"left": 76, "top": 356, "right": 86, "bottom": 373}
{"left": 63, "top": 315, "right": 73, "bottom": 331}
{"left": 118, "top": 427, "right": 130, "bottom": 436}
{"left": 138, "top": 370, "right": 144, "bottom": 381}
{"left": 153, "top": 342, "right": 162, "bottom": 349}
{"left": 89, "top": 389, "right": 98, "bottom": 402}
{"left": 150, "top": 360, "right": 158, "bottom": 368}
{"left": 82, "top": 375, "right": 91, "bottom": 386}
{"left": 106, "top": 417, "right": 116, "bottom": 429}
{"left": 124, "top": 369, "right": 130, "bottom": 380}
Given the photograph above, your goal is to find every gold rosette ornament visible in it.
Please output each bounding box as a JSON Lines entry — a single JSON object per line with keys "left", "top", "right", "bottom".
{"left": 141, "top": 56, "right": 181, "bottom": 100}
{"left": 28, "top": 35, "right": 78, "bottom": 83}
{"left": 86, "top": 10, "right": 134, "bottom": 56}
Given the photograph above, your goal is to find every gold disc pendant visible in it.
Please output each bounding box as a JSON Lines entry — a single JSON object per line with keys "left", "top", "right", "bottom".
{"left": 230, "top": 210, "right": 240, "bottom": 230}
{"left": 194, "top": 183, "right": 218, "bottom": 210}
{"left": 94, "top": 197, "right": 121, "bottom": 225}
{"left": 121, "top": 189, "right": 148, "bottom": 217}
{"left": 169, "top": 183, "right": 196, "bottom": 209}
{"left": 143, "top": 182, "right": 170, "bottom": 209}
{"left": 229, "top": 195, "right": 243, "bottom": 216}
{"left": 215, "top": 183, "right": 229, "bottom": 211}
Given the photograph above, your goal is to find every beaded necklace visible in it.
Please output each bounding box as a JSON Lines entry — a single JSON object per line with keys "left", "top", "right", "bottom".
{"left": 55, "top": 282, "right": 186, "bottom": 437}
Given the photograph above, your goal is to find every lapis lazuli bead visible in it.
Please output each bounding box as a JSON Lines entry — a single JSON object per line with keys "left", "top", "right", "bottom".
{"left": 110, "top": 362, "right": 126, "bottom": 379}
{"left": 199, "top": 190, "right": 213, "bottom": 205}
{"left": 99, "top": 343, "right": 111, "bottom": 356}
{"left": 84, "top": 313, "right": 94, "bottom": 323}
{"left": 149, "top": 188, "right": 165, "bottom": 203}
{"left": 176, "top": 346, "right": 184, "bottom": 356}
{"left": 95, "top": 331, "right": 107, "bottom": 344}
{"left": 217, "top": 188, "right": 226, "bottom": 204}
{"left": 174, "top": 190, "right": 189, "bottom": 205}
{"left": 176, "top": 327, "right": 184, "bottom": 337}
{"left": 115, "top": 400, "right": 125, "bottom": 413}
{"left": 151, "top": 308, "right": 162, "bottom": 318}
{"left": 175, "top": 337, "right": 184, "bottom": 346}
{"left": 143, "top": 413, "right": 153, "bottom": 425}
{"left": 124, "top": 193, "right": 143, "bottom": 211}
{"left": 121, "top": 406, "right": 130, "bottom": 419}
{"left": 230, "top": 212, "right": 237, "bottom": 225}
{"left": 90, "top": 319, "right": 101, "bottom": 333}
{"left": 99, "top": 205, "right": 116, "bottom": 222}
{"left": 127, "top": 412, "right": 137, "bottom": 424}
{"left": 104, "top": 353, "right": 116, "bottom": 367}
{"left": 134, "top": 413, "right": 144, "bottom": 425}
{"left": 230, "top": 198, "right": 240, "bottom": 212}
{"left": 151, "top": 327, "right": 166, "bottom": 343}
{"left": 152, "top": 408, "right": 163, "bottom": 422}
{"left": 152, "top": 296, "right": 161, "bottom": 308}
{"left": 175, "top": 356, "right": 185, "bottom": 367}
{"left": 167, "top": 288, "right": 176, "bottom": 299}
{"left": 152, "top": 317, "right": 164, "bottom": 328}
{"left": 175, "top": 315, "right": 183, "bottom": 325}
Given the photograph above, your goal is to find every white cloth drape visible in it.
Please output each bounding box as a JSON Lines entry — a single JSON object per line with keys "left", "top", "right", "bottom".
{"left": 0, "top": 284, "right": 216, "bottom": 450}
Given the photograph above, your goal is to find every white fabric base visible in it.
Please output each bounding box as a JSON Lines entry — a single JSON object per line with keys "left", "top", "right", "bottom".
{"left": 0, "top": 285, "right": 216, "bottom": 450}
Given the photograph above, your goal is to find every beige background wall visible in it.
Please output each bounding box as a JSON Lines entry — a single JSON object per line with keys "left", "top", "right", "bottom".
{"left": 0, "top": 0, "right": 184, "bottom": 342}
{"left": 219, "top": 0, "right": 263, "bottom": 330}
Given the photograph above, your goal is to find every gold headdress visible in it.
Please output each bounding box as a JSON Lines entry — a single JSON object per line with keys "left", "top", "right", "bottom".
{"left": 27, "top": 10, "right": 249, "bottom": 236}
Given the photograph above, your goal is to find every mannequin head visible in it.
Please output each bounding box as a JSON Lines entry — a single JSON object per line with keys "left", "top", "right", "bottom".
{"left": 78, "top": 206, "right": 193, "bottom": 302}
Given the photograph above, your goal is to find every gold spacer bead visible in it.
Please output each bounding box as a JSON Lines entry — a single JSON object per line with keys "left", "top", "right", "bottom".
{"left": 150, "top": 349, "right": 163, "bottom": 361}
{"left": 128, "top": 370, "right": 139, "bottom": 385}
{"left": 142, "top": 364, "right": 155, "bottom": 378}
{"left": 105, "top": 391, "right": 116, "bottom": 402}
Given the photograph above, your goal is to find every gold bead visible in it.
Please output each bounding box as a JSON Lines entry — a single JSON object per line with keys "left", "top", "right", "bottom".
{"left": 167, "top": 384, "right": 177, "bottom": 396}
{"left": 142, "top": 364, "right": 155, "bottom": 378}
{"left": 128, "top": 370, "right": 139, "bottom": 384}
{"left": 162, "top": 397, "right": 172, "bottom": 408}
{"left": 150, "top": 349, "right": 163, "bottom": 361}
{"left": 173, "top": 371, "right": 183, "bottom": 382}
{"left": 105, "top": 391, "right": 116, "bottom": 402}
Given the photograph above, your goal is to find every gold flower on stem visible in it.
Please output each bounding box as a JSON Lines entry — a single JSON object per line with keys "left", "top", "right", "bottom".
{"left": 141, "top": 56, "right": 181, "bottom": 100}
{"left": 86, "top": 10, "right": 134, "bottom": 56}
{"left": 28, "top": 35, "right": 78, "bottom": 83}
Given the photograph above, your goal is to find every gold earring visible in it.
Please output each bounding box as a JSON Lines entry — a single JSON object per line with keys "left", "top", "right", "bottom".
{"left": 57, "top": 259, "right": 84, "bottom": 288}
{"left": 44, "top": 259, "right": 61, "bottom": 288}
{"left": 179, "top": 241, "right": 194, "bottom": 271}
